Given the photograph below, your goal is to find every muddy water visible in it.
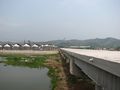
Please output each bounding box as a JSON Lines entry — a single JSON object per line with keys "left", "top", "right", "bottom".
{"left": 0, "top": 63, "right": 51, "bottom": 90}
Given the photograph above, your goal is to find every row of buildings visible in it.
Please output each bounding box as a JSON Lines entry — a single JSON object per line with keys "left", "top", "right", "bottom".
{"left": 0, "top": 43, "right": 58, "bottom": 50}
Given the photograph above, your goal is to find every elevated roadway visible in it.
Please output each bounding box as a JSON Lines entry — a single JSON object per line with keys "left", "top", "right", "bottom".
{"left": 60, "top": 48, "right": 120, "bottom": 90}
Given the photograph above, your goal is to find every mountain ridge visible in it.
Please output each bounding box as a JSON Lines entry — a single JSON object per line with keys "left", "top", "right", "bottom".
{"left": 0, "top": 37, "right": 120, "bottom": 48}
{"left": 45, "top": 37, "right": 120, "bottom": 48}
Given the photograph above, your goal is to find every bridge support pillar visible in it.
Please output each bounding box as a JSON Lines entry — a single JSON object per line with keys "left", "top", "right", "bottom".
{"left": 70, "top": 58, "right": 81, "bottom": 77}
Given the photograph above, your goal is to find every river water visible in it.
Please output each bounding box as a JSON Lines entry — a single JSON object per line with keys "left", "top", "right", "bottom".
{"left": 0, "top": 62, "right": 51, "bottom": 90}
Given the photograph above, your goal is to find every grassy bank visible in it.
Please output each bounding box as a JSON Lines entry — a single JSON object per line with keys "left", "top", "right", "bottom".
{"left": 0, "top": 54, "right": 59, "bottom": 90}
{"left": 48, "top": 67, "right": 59, "bottom": 90}
{"left": 5, "top": 56, "right": 47, "bottom": 68}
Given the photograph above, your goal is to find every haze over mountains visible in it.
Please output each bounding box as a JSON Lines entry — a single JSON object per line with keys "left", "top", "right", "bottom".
{"left": 0, "top": 37, "right": 120, "bottom": 48}
{"left": 47, "top": 37, "right": 120, "bottom": 48}
{"left": 0, "top": 0, "right": 120, "bottom": 41}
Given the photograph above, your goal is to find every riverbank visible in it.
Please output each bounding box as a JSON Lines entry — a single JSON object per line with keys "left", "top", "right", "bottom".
{"left": 45, "top": 52, "right": 95, "bottom": 90}
{"left": 45, "top": 54, "right": 69, "bottom": 90}
{"left": 0, "top": 50, "right": 58, "bottom": 56}
{"left": 0, "top": 50, "right": 69, "bottom": 90}
{"left": 0, "top": 50, "right": 94, "bottom": 90}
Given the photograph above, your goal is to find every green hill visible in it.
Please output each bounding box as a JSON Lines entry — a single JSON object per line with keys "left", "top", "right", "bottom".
{"left": 46, "top": 37, "right": 120, "bottom": 48}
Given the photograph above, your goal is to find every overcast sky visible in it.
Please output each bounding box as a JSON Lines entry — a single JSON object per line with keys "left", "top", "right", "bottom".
{"left": 0, "top": 0, "right": 120, "bottom": 41}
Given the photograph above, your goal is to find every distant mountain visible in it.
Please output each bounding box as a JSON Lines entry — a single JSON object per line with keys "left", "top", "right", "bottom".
{"left": 0, "top": 37, "right": 120, "bottom": 49}
{"left": 45, "top": 37, "right": 120, "bottom": 48}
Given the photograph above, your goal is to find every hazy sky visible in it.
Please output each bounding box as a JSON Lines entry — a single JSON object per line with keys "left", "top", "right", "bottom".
{"left": 0, "top": 0, "right": 120, "bottom": 41}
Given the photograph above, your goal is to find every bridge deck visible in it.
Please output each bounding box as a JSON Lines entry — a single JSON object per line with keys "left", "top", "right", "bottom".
{"left": 62, "top": 48, "right": 120, "bottom": 63}
{"left": 61, "top": 48, "right": 120, "bottom": 90}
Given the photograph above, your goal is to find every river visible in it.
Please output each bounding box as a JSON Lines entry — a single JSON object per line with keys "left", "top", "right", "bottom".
{"left": 0, "top": 62, "right": 51, "bottom": 90}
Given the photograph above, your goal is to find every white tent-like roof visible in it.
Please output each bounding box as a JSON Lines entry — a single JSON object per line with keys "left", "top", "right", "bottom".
{"left": 41, "top": 45, "right": 44, "bottom": 47}
{"left": 4, "top": 44, "right": 11, "bottom": 47}
{"left": 32, "top": 44, "right": 39, "bottom": 47}
{"left": 22, "top": 44, "right": 30, "bottom": 47}
{"left": 45, "top": 44, "right": 49, "bottom": 47}
{"left": 41, "top": 44, "right": 48, "bottom": 47}
{"left": 13, "top": 44, "right": 20, "bottom": 47}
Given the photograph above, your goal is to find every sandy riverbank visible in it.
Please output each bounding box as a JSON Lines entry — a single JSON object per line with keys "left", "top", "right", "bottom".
{"left": 0, "top": 50, "right": 58, "bottom": 55}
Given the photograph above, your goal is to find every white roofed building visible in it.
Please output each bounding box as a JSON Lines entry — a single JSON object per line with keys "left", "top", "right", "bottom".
{"left": 4, "top": 44, "right": 11, "bottom": 47}
{"left": 32, "top": 44, "right": 39, "bottom": 47}
{"left": 41, "top": 44, "right": 58, "bottom": 51}
{"left": 31, "top": 44, "right": 39, "bottom": 50}
{"left": 23, "top": 44, "right": 30, "bottom": 47}
{"left": 3, "top": 44, "right": 12, "bottom": 50}
{"left": 12, "top": 44, "right": 21, "bottom": 50}
{"left": 13, "top": 44, "right": 20, "bottom": 47}
{"left": 22, "top": 44, "right": 31, "bottom": 50}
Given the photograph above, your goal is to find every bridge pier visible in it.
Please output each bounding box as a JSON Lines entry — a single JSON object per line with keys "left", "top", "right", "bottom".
{"left": 69, "top": 58, "right": 82, "bottom": 77}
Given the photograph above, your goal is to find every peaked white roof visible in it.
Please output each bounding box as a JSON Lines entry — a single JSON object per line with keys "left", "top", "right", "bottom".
{"left": 13, "top": 44, "right": 20, "bottom": 47}
{"left": 23, "top": 44, "right": 30, "bottom": 47}
{"left": 41, "top": 44, "right": 49, "bottom": 47}
{"left": 4, "top": 44, "right": 11, "bottom": 47}
{"left": 32, "top": 44, "right": 39, "bottom": 47}
{"left": 45, "top": 44, "right": 49, "bottom": 46}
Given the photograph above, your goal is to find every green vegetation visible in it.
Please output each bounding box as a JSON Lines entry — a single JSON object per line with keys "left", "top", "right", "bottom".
{"left": 4, "top": 55, "right": 47, "bottom": 68}
{"left": 48, "top": 37, "right": 120, "bottom": 48}
{"left": 0, "top": 54, "right": 59, "bottom": 90}
{"left": 47, "top": 67, "right": 59, "bottom": 90}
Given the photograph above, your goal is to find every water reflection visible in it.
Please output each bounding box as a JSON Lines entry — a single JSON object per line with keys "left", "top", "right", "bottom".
{"left": 0, "top": 62, "right": 51, "bottom": 90}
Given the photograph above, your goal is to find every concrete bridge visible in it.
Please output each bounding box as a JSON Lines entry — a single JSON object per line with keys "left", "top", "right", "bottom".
{"left": 60, "top": 48, "right": 120, "bottom": 90}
